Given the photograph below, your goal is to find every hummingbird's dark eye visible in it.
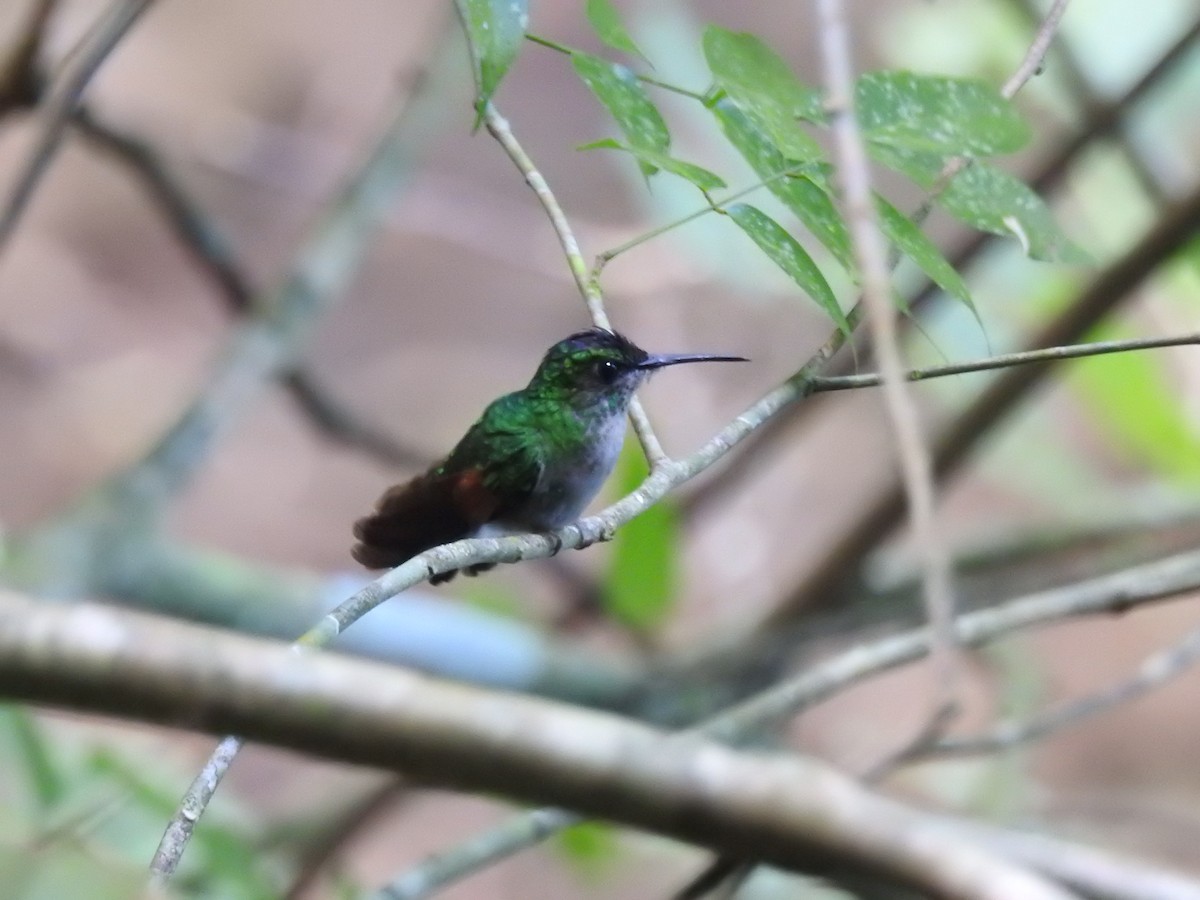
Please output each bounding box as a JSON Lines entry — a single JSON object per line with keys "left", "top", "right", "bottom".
{"left": 595, "top": 359, "right": 621, "bottom": 384}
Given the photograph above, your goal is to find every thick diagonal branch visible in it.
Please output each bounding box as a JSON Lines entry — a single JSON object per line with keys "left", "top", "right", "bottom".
{"left": 0, "top": 593, "right": 1070, "bottom": 900}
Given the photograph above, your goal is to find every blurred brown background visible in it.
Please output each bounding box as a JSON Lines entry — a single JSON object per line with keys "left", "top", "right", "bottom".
{"left": 3, "top": 0, "right": 1200, "bottom": 897}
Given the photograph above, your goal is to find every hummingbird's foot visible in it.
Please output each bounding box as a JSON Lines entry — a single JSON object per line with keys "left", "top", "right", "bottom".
{"left": 464, "top": 562, "right": 497, "bottom": 578}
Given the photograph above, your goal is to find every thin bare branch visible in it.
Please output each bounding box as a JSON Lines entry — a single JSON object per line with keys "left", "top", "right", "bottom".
{"left": 281, "top": 372, "right": 430, "bottom": 468}
{"left": 932, "top": 817, "right": 1200, "bottom": 900}
{"left": 283, "top": 777, "right": 409, "bottom": 900}
{"left": 0, "top": 0, "right": 155, "bottom": 255}
{"left": 1008, "top": 0, "right": 1165, "bottom": 202}
{"left": 1001, "top": 0, "right": 1072, "bottom": 100}
{"left": 922, "top": 625, "right": 1200, "bottom": 760}
{"left": 809, "top": 331, "right": 1200, "bottom": 392}
{"left": 451, "top": 0, "right": 663, "bottom": 466}
{"left": 816, "top": 0, "right": 960, "bottom": 720}
{"left": 917, "top": 0, "right": 1071, "bottom": 211}
{"left": 97, "top": 75, "right": 443, "bottom": 523}
{"left": 0, "top": 0, "right": 58, "bottom": 111}
{"left": 149, "top": 735, "right": 243, "bottom": 884}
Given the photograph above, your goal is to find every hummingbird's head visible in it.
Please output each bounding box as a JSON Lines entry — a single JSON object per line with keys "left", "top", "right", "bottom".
{"left": 527, "top": 328, "right": 746, "bottom": 412}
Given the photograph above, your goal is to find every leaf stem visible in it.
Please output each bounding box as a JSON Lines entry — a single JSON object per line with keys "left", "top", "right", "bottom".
{"left": 525, "top": 33, "right": 708, "bottom": 101}
{"left": 592, "top": 163, "right": 815, "bottom": 277}
{"left": 809, "top": 332, "right": 1200, "bottom": 392}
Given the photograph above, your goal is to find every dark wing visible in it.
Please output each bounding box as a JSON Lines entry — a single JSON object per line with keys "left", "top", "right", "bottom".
{"left": 443, "top": 394, "right": 545, "bottom": 521}
{"left": 351, "top": 395, "right": 543, "bottom": 574}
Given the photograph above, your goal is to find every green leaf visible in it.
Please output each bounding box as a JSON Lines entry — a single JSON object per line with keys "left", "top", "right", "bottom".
{"left": 874, "top": 193, "right": 975, "bottom": 314}
{"left": 869, "top": 145, "right": 1088, "bottom": 265}
{"left": 726, "top": 203, "right": 848, "bottom": 333}
{"left": 1073, "top": 325, "right": 1200, "bottom": 485}
{"left": 572, "top": 53, "right": 669, "bottom": 176}
{"left": 713, "top": 99, "right": 854, "bottom": 272}
{"left": 462, "top": 0, "right": 529, "bottom": 108}
{"left": 866, "top": 141, "right": 944, "bottom": 186}
{"left": 702, "top": 26, "right": 824, "bottom": 160}
{"left": 0, "top": 706, "right": 64, "bottom": 812}
{"left": 856, "top": 71, "right": 1030, "bottom": 156}
{"left": 941, "top": 162, "right": 1090, "bottom": 264}
{"left": 556, "top": 820, "right": 619, "bottom": 872}
{"left": 585, "top": 0, "right": 648, "bottom": 63}
{"left": 579, "top": 138, "right": 726, "bottom": 191}
{"left": 603, "top": 442, "right": 678, "bottom": 632}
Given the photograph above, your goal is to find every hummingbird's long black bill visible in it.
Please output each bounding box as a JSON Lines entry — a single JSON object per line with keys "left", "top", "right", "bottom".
{"left": 637, "top": 353, "right": 748, "bottom": 370}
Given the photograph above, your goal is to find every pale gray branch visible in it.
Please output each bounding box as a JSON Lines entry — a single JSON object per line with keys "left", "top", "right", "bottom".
{"left": 816, "top": 0, "right": 960, "bottom": 723}
{"left": 924, "top": 625, "right": 1200, "bottom": 760}
{"left": 1001, "top": 0, "right": 1072, "bottom": 100}
{"left": 0, "top": 592, "right": 1071, "bottom": 900}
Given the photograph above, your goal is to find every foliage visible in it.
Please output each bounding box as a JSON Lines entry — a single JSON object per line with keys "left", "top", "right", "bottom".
{"left": 462, "top": 4, "right": 1083, "bottom": 339}
{"left": 0, "top": 707, "right": 295, "bottom": 900}
{"left": 601, "top": 440, "right": 679, "bottom": 632}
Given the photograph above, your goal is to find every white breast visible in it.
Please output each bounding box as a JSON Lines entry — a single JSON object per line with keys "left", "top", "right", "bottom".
{"left": 510, "top": 411, "right": 628, "bottom": 530}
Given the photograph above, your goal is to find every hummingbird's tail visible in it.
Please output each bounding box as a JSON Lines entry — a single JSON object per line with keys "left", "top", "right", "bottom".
{"left": 351, "top": 471, "right": 494, "bottom": 583}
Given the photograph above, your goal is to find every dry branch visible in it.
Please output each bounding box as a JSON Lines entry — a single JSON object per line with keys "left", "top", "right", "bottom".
{"left": 0, "top": 592, "right": 1070, "bottom": 900}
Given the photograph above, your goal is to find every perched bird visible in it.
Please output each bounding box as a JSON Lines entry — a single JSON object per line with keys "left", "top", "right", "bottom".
{"left": 352, "top": 327, "right": 745, "bottom": 582}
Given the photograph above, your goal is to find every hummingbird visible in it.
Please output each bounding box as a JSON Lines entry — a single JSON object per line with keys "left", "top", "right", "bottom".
{"left": 352, "top": 327, "right": 746, "bottom": 582}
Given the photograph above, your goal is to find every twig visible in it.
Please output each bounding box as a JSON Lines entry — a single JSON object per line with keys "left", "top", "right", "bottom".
{"left": 930, "top": 816, "right": 1200, "bottom": 900}
{"left": 1001, "top": 0, "right": 1072, "bottom": 100}
{"left": 817, "top": 0, "right": 960, "bottom": 724}
{"left": 919, "top": 625, "right": 1200, "bottom": 760}
{"left": 0, "top": 0, "right": 57, "bottom": 111}
{"left": 148, "top": 735, "right": 243, "bottom": 884}
{"left": 0, "top": 0, "right": 156, "bottom": 255}
{"left": 281, "top": 371, "right": 430, "bottom": 468}
{"left": 916, "top": 0, "right": 1071, "bottom": 216}
{"left": 70, "top": 106, "right": 254, "bottom": 309}
{"left": 591, "top": 163, "right": 815, "bottom": 277}
{"left": 808, "top": 331, "right": 1200, "bottom": 392}
{"left": 1008, "top": 0, "right": 1164, "bottom": 202}
{"left": 451, "top": 0, "right": 670, "bottom": 466}
{"left": 100, "top": 72, "right": 442, "bottom": 523}
{"left": 524, "top": 33, "right": 706, "bottom": 101}
{"left": 375, "top": 808, "right": 577, "bottom": 900}
{"left": 377, "top": 545, "right": 1200, "bottom": 898}
{"left": 283, "top": 777, "right": 409, "bottom": 900}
